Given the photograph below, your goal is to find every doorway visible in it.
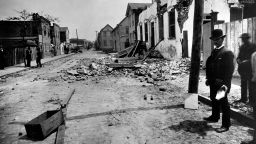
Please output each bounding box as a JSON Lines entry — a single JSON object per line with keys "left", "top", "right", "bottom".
{"left": 151, "top": 22, "right": 155, "bottom": 47}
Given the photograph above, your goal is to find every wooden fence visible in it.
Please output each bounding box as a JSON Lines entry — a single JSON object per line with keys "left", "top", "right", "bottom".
{"left": 214, "top": 17, "right": 256, "bottom": 57}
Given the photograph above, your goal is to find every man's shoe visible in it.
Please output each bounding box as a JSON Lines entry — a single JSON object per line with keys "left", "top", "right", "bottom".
{"left": 215, "top": 127, "right": 229, "bottom": 133}
{"left": 203, "top": 116, "right": 219, "bottom": 123}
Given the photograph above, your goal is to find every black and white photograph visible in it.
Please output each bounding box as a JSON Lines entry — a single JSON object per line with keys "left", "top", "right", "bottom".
{"left": 0, "top": 0, "right": 256, "bottom": 143}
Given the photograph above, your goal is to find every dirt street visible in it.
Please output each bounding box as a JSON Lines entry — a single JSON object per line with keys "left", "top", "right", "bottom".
{"left": 0, "top": 50, "right": 254, "bottom": 144}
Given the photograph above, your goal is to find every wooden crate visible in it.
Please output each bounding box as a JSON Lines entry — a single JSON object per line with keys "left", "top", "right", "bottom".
{"left": 24, "top": 110, "right": 64, "bottom": 140}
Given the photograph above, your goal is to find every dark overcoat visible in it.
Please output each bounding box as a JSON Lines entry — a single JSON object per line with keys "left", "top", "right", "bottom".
{"left": 206, "top": 47, "right": 235, "bottom": 93}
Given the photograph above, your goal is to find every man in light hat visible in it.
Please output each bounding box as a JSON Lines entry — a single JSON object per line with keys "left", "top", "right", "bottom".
{"left": 236, "top": 33, "right": 256, "bottom": 105}
{"left": 204, "top": 29, "right": 235, "bottom": 133}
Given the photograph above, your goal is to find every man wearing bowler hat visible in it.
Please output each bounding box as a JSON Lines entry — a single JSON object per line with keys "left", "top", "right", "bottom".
{"left": 236, "top": 33, "right": 256, "bottom": 104}
{"left": 204, "top": 29, "right": 235, "bottom": 133}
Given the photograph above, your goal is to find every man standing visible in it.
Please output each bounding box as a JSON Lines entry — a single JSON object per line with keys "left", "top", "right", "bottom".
{"left": 36, "top": 46, "right": 42, "bottom": 67}
{"left": 236, "top": 33, "right": 256, "bottom": 104}
{"left": 204, "top": 29, "right": 235, "bottom": 133}
{"left": 25, "top": 47, "right": 32, "bottom": 67}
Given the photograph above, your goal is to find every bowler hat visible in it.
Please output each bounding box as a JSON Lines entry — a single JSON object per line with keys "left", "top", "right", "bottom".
{"left": 239, "top": 33, "right": 250, "bottom": 38}
{"left": 210, "top": 29, "right": 226, "bottom": 40}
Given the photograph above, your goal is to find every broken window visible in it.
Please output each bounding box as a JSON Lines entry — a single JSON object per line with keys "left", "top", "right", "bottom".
{"left": 144, "top": 22, "right": 148, "bottom": 42}
{"left": 168, "top": 9, "right": 176, "bottom": 39}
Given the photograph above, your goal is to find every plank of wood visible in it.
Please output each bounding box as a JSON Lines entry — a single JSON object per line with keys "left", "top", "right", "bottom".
{"left": 54, "top": 108, "right": 67, "bottom": 144}
{"left": 130, "top": 41, "right": 141, "bottom": 57}
{"left": 142, "top": 39, "right": 163, "bottom": 62}
{"left": 55, "top": 124, "right": 65, "bottom": 144}
{"left": 117, "top": 46, "right": 133, "bottom": 58}
{"left": 54, "top": 89, "right": 75, "bottom": 143}
{"left": 126, "top": 41, "right": 138, "bottom": 57}
{"left": 105, "top": 63, "right": 136, "bottom": 68}
{"left": 61, "top": 89, "right": 75, "bottom": 108}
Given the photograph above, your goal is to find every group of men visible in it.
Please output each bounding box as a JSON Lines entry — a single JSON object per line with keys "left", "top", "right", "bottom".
{"left": 204, "top": 29, "right": 256, "bottom": 133}
{"left": 0, "top": 46, "right": 43, "bottom": 70}
{"left": 24, "top": 46, "right": 42, "bottom": 68}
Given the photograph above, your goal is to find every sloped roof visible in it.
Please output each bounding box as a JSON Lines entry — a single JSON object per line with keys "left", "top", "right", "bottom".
{"left": 126, "top": 3, "right": 151, "bottom": 16}
{"left": 112, "top": 17, "right": 128, "bottom": 32}
{"left": 99, "top": 24, "right": 113, "bottom": 33}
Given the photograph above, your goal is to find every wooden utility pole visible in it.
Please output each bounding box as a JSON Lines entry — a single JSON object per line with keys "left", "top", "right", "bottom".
{"left": 76, "top": 29, "right": 79, "bottom": 47}
{"left": 188, "top": 0, "right": 204, "bottom": 93}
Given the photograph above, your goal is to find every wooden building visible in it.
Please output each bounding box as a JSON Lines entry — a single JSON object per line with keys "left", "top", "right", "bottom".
{"left": 97, "top": 24, "right": 114, "bottom": 52}
{"left": 112, "top": 17, "right": 130, "bottom": 52}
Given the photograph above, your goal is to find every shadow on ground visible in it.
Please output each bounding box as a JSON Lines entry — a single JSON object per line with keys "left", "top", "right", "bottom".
{"left": 168, "top": 120, "right": 214, "bottom": 137}
{"left": 67, "top": 104, "right": 184, "bottom": 121}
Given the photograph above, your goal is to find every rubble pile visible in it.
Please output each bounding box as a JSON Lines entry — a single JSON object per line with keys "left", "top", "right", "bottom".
{"left": 58, "top": 56, "right": 191, "bottom": 83}
{"left": 59, "top": 57, "right": 132, "bottom": 82}
{"left": 133, "top": 58, "right": 191, "bottom": 83}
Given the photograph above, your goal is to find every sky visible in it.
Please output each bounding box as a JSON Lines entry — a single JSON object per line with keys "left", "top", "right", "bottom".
{"left": 0, "top": 0, "right": 152, "bottom": 41}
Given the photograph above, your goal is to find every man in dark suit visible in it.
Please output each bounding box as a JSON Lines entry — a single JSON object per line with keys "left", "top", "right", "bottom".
{"left": 236, "top": 33, "right": 256, "bottom": 104}
{"left": 204, "top": 29, "right": 235, "bottom": 133}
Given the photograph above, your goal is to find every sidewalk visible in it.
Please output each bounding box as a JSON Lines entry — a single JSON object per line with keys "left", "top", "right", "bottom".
{"left": 0, "top": 53, "right": 74, "bottom": 78}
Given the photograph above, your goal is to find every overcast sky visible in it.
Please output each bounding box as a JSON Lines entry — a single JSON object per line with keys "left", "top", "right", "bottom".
{"left": 0, "top": 0, "right": 152, "bottom": 41}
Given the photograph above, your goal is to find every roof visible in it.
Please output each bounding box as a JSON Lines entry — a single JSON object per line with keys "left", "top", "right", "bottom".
{"left": 126, "top": 3, "right": 151, "bottom": 16}
{"left": 112, "top": 17, "right": 128, "bottom": 32}
{"left": 99, "top": 24, "right": 113, "bottom": 33}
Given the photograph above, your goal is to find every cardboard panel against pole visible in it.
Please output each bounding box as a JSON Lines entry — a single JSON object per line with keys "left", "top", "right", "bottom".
{"left": 184, "top": 93, "right": 198, "bottom": 110}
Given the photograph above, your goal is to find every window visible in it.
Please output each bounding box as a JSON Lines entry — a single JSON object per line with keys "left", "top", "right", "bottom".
{"left": 144, "top": 22, "right": 148, "bottom": 42}
{"left": 110, "top": 40, "right": 113, "bottom": 47}
{"left": 44, "top": 26, "right": 47, "bottom": 36}
{"left": 103, "top": 31, "right": 107, "bottom": 37}
{"left": 140, "top": 25, "right": 143, "bottom": 41}
{"left": 168, "top": 9, "right": 176, "bottom": 39}
{"left": 126, "top": 26, "right": 129, "bottom": 34}
{"left": 104, "top": 40, "right": 107, "bottom": 46}
{"left": 159, "top": 14, "right": 164, "bottom": 40}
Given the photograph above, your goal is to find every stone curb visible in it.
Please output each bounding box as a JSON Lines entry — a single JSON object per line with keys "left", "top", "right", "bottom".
{"left": 198, "top": 94, "right": 256, "bottom": 129}
{"left": 0, "top": 53, "right": 75, "bottom": 78}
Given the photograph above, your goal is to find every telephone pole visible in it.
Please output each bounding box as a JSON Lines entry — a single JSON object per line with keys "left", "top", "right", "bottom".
{"left": 188, "top": 0, "right": 204, "bottom": 93}
{"left": 76, "top": 29, "right": 79, "bottom": 47}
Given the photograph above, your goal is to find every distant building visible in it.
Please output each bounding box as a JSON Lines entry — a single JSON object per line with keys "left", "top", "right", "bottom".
{"left": 112, "top": 17, "right": 130, "bottom": 52}
{"left": 70, "top": 38, "right": 89, "bottom": 48}
{"left": 60, "top": 27, "right": 69, "bottom": 43}
{"left": 98, "top": 24, "right": 114, "bottom": 52}
{"left": 32, "top": 13, "right": 52, "bottom": 57}
{"left": 229, "top": 0, "right": 256, "bottom": 21}
{"left": 0, "top": 13, "right": 52, "bottom": 66}
{"left": 125, "top": 3, "right": 151, "bottom": 45}
{"left": 50, "top": 23, "right": 61, "bottom": 56}
{"left": 60, "top": 27, "right": 69, "bottom": 54}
